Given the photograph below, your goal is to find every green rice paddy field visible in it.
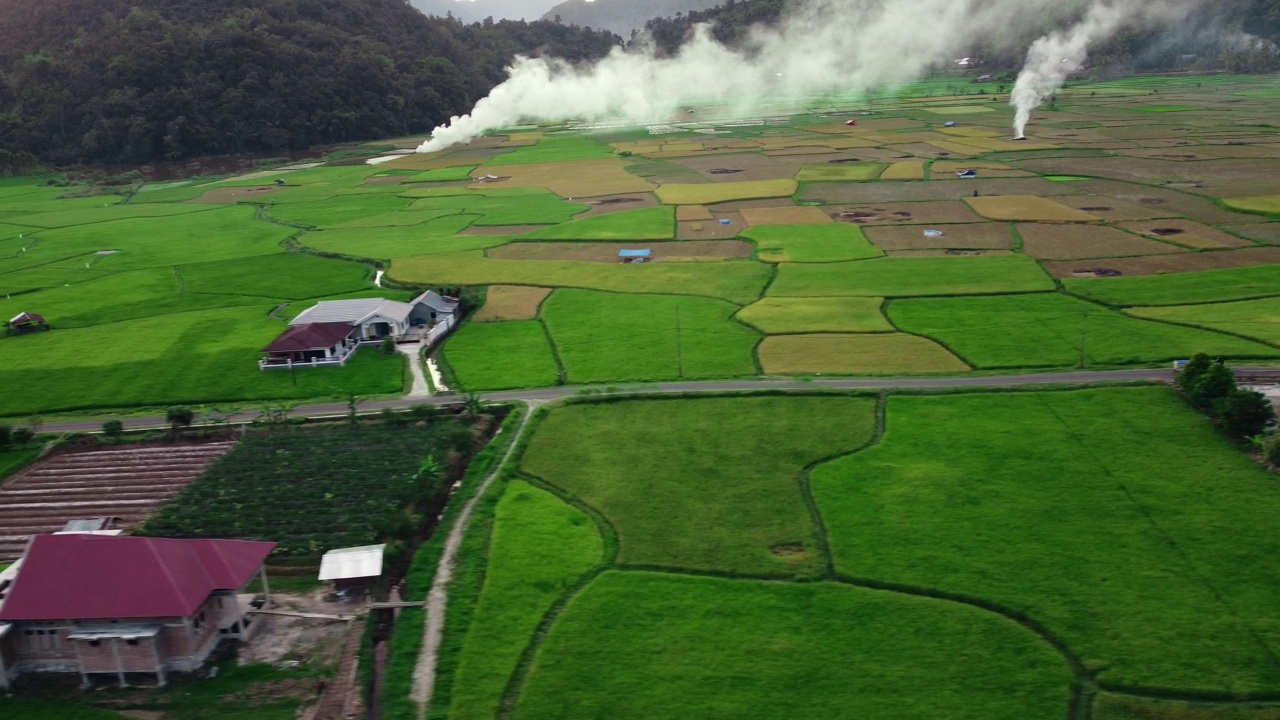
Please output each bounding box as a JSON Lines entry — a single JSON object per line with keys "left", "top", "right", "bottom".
{"left": 425, "top": 385, "right": 1280, "bottom": 718}
{"left": 7, "top": 74, "right": 1280, "bottom": 719}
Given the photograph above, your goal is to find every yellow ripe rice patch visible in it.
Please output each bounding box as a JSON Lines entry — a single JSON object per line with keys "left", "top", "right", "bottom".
{"left": 661, "top": 142, "right": 705, "bottom": 153}
{"left": 677, "top": 205, "right": 715, "bottom": 222}
{"left": 740, "top": 206, "right": 833, "bottom": 226}
{"left": 470, "top": 158, "right": 655, "bottom": 198}
{"left": 737, "top": 297, "right": 893, "bottom": 334}
{"left": 1224, "top": 195, "right": 1280, "bottom": 215}
{"left": 656, "top": 179, "right": 799, "bottom": 205}
{"left": 473, "top": 285, "right": 553, "bottom": 322}
{"left": 1115, "top": 219, "right": 1253, "bottom": 249}
{"left": 758, "top": 334, "right": 970, "bottom": 375}
{"left": 965, "top": 195, "right": 1100, "bottom": 222}
{"left": 880, "top": 161, "right": 927, "bottom": 180}
{"left": 931, "top": 160, "right": 1035, "bottom": 179}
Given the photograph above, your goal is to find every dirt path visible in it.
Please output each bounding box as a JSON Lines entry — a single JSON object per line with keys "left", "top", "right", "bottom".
{"left": 397, "top": 342, "right": 431, "bottom": 398}
{"left": 411, "top": 401, "right": 543, "bottom": 720}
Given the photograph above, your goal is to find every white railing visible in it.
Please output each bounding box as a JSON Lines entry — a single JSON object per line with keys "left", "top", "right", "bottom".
{"left": 259, "top": 342, "right": 359, "bottom": 371}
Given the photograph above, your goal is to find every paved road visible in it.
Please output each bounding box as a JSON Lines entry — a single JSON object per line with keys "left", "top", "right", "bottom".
{"left": 39, "top": 368, "right": 1172, "bottom": 433}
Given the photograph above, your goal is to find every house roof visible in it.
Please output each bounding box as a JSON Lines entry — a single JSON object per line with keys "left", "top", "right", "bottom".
{"left": 0, "top": 534, "right": 276, "bottom": 621}
{"left": 410, "top": 290, "right": 458, "bottom": 314}
{"left": 8, "top": 312, "right": 45, "bottom": 325}
{"left": 263, "top": 322, "right": 355, "bottom": 353}
{"left": 318, "top": 544, "right": 386, "bottom": 581}
{"left": 290, "top": 298, "right": 413, "bottom": 327}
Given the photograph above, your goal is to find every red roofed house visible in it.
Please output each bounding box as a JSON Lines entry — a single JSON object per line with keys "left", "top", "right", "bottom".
{"left": 0, "top": 534, "right": 276, "bottom": 689}
{"left": 6, "top": 312, "right": 49, "bottom": 335}
{"left": 259, "top": 321, "right": 358, "bottom": 369}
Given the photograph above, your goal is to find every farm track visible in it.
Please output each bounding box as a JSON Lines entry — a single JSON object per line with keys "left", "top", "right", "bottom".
{"left": 33, "top": 368, "right": 1191, "bottom": 435}
{"left": 0, "top": 442, "right": 234, "bottom": 560}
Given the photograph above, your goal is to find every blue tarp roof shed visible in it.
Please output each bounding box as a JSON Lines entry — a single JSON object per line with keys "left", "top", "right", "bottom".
{"left": 618, "top": 249, "right": 652, "bottom": 258}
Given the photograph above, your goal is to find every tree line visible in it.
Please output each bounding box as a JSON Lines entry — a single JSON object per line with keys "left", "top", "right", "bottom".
{"left": 0, "top": 0, "right": 620, "bottom": 166}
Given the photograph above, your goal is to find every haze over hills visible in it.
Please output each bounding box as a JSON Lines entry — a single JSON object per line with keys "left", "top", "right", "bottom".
{"left": 410, "top": 0, "right": 564, "bottom": 22}
{"left": 541, "top": 0, "right": 724, "bottom": 36}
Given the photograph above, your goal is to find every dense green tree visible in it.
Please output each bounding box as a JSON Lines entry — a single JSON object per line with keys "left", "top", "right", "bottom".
{"left": 1218, "top": 389, "right": 1277, "bottom": 439}
{"left": 0, "top": 0, "right": 620, "bottom": 164}
{"left": 1187, "top": 364, "right": 1238, "bottom": 410}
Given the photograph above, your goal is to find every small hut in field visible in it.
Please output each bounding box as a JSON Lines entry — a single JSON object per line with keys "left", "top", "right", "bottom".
{"left": 6, "top": 312, "right": 49, "bottom": 335}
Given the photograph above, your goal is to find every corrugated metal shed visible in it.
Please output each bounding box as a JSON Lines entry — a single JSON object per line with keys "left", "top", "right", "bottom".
{"left": 618, "top": 249, "right": 652, "bottom": 258}
{"left": 318, "top": 544, "right": 386, "bottom": 581}
{"left": 290, "top": 299, "right": 413, "bottom": 326}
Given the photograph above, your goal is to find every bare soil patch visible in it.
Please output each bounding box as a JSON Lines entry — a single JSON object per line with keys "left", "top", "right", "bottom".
{"left": 1017, "top": 157, "right": 1280, "bottom": 198}
{"left": 828, "top": 200, "right": 984, "bottom": 226}
{"left": 474, "top": 285, "right": 554, "bottom": 322}
{"left": 740, "top": 206, "right": 832, "bottom": 226}
{"left": 1116, "top": 219, "right": 1252, "bottom": 249}
{"left": 239, "top": 588, "right": 352, "bottom": 667}
{"left": 931, "top": 161, "right": 1036, "bottom": 179}
{"left": 486, "top": 240, "right": 751, "bottom": 263}
{"left": 191, "top": 186, "right": 285, "bottom": 204}
{"left": 1043, "top": 246, "right": 1280, "bottom": 278}
{"left": 866, "top": 223, "right": 1015, "bottom": 250}
{"left": 1017, "top": 223, "right": 1187, "bottom": 260}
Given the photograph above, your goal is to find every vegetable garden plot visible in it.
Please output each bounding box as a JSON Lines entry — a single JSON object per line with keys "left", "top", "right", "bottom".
{"left": 140, "top": 422, "right": 479, "bottom": 559}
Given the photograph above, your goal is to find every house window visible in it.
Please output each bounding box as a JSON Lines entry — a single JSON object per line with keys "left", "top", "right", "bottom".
{"left": 89, "top": 640, "right": 101, "bottom": 647}
{"left": 126, "top": 639, "right": 139, "bottom": 646}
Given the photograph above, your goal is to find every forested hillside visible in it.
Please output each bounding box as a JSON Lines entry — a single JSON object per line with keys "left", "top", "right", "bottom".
{"left": 0, "top": 0, "right": 619, "bottom": 165}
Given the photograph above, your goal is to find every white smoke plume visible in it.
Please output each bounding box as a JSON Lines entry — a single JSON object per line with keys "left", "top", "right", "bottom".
{"left": 1010, "top": 0, "right": 1202, "bottom": 138}
{"left": 418, "top": 0, "right": 1088, "bottom": 153}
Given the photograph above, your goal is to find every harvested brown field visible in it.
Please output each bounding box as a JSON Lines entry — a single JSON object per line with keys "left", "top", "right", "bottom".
{"left": 865, "top": 223, "right": 1015, "bottom": 250}
{"left": 1017, "top": 223, "right": 1187, "bottom": 260}
{"left": 1054, "top": 195, "right": 1181, "bottom": 221}
{"left": 572, "top": 193, "right": 659, "bottom": 219}
{"left": 884, "top": 142, "right": 965, "bottom": 158}
{"left": 191, "top": 186, "right": 285, "bottom": 203}
{"left": 1015, "top": 157, "right": 1280, "bottom": 198}
{"left": 473, "top": 285, "right": 553, "bottom": 322}
{"left": 965, "top": 195, "right": 1100, "bottom": 222}
{"left": 471, "top": 158, "right": 655, "bottom": 198}
{"left": 828, "top": 200, "right": 984, "bottom": 226}
{"left": 799, "top": 177, "right": 1080, "bottom": 203}
{"left": 1224, "top": 223, "right": 1280, "bottom": 244}
{"left": 758, "top": 334, "right": 970, "bottom": 375}
{"left": 673, "top": 154, "right": 799, "bottom": 182}
{"left": 677, "top": 205, "right": 715, "bottom": 221}
{"left": 0, "top": 442, "right": 236, "bottom": 561}
{"left": 1115, "top": 219, "right": 1253, "bottom": 249}
{"left": 740, "top": 206, "right": 832, "bottom": 226}
{"left": 486, "top": 240, "right": 751, "bottom": 263}
{"left": 1070, "top": 179, "right": 1267, "bottom": 226}
{"left": 678, "top": 212, "right": 746, "bottom": 240}
{"left": 1043, "top": 246, "right": 1280, "bottom": 278}
{"left": 930, "top": 161, "right": 1036, "bottom": 179}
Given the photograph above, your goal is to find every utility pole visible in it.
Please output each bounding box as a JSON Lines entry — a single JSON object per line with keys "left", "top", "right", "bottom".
{"left": 675, "top": 305, "right": 684, "bottom": 379}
